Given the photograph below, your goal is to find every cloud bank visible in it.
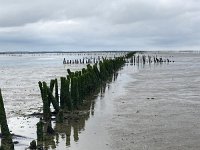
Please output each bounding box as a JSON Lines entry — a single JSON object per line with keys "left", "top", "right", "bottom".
{"left": 0, "top": 0, "right": 200, "bottom": 51}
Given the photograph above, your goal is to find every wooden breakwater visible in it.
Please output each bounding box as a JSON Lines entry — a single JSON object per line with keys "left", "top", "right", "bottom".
{"left": 34, "top": 52, "right": 135, "bottom": 148}
{"left": 63, "top": 57, "right": 98, "bottom": 64}
{"left": 62, "top": 53, "right": 126, "bottom": 65}
{"left": 0, "top": 89, "right": 14, "bottom": 150}
{"left": 128, "top": 54, "right": 174, "bottom": 65}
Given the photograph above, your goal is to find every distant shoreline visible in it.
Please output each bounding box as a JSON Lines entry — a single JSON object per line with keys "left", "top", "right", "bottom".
{"left": 0, "top": 50, "right": 199, "bottom": 55}
{"left": 0, "top": 51, "right": 131, "bottom": 55}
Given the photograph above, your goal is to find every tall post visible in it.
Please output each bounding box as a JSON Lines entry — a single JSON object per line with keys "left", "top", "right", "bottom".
{"left": 55, "top": 79, "right": 59, "bottom": 104}
{"left": 60, "top": 77, "right": 66, "bottom": 109}
{"left": 0, "top": 89, "right": 14, "bottom": 150}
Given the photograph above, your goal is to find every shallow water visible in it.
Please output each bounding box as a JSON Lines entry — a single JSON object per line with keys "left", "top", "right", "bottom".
{"left": 1, "top": 51, "right": 200, "bottom": 150}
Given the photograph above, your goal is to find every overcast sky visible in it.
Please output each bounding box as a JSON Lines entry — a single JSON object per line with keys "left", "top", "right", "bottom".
{"left": 0, "top": 0, "right": 200, "bottom": 51}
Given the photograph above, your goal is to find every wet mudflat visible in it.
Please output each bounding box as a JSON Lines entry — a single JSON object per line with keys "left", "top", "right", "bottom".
{"left": 108, "top": 52, "right": 200, "bottom": 150}
{"left": 1, "top": 51, "right": 200, "bottom": 150}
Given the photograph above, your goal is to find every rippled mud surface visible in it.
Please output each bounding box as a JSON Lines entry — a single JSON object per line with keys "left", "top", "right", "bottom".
{"left": 108, "top": 52, "right": 200, "bottom": 150}
{"left": 1, "top": 51, "right": 200, "bottom": 150}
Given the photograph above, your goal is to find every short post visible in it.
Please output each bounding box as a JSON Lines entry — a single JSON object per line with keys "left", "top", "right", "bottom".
{"left": 36, "top": 118, "right": 44, "bottom": 141}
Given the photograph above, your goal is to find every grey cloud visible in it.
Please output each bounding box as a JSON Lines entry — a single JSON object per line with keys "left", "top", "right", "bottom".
{"left": 0, "top": 0, "right": 104, "bottom": 27}
{"left": 0, "top": 0, "right": 200, "bottom": 51}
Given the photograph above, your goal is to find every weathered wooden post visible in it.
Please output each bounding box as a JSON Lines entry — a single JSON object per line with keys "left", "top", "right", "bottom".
{"left": 67, "top": 69, "right": 72, "bottom": 77}
{"left": 0, "top": 89, "right": 14, "bottom": 150}
{"left": 142, "top": 55, "right": 146, "bottom": 64}
{"left": 47, "top": 87, "right": 59, "bottom": 113}
{"left": 55, "top": 79, "right": 59, "bottom": 104}
{"left": 0, "top": 89, "right": 11, "bottom": 138}
{"left": 137, "top": 55, "right": 139, "bottom": 64}
{"left": 77, "top": 76, "right": 83, "bottom": 104}
{"left": 50, "top": 79, "right": 55, "bottom": 93}
{"left": 38, "top": 82, "right": 55, "bottom": 136}
{"left": 60, "top": 77, "right": 72, "bottom": 111}
{"left": 36, "top": 118, "right": 44, "bottom": 141}
{"left": 42, "top": 82, "right": 51, "bottom": 121}
{"left": 71, "top": 77, "right": 79, "bottom": 109}
{"left": 60, "top": 77, "right": 66, "bottom": 109}
{"left": 130, "top": 56, "right": 133, "bottom": 64}
{"left": 66, "top": 79, "right": 72, "bottom": 111}
{"left": 56, "top": 109, "right": 64, "bottom": 123}
{"left": 29, "top": 140, "right": 37, "bottom": 149}
{"left": 148, "top": 55, "right": 151, "bottom": 64}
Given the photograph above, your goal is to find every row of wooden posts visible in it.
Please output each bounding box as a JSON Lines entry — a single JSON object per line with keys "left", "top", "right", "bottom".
{"left": 129, "top": 55, "right": 174, "bottom": 64}
{"left": 35, "top": 52, "right": 135, "bottom": 145}
{"left": 63, "top": 56, "right": 120, "bottom": 65}
{"left": 0, "top": 52, "right": 135, "bottom": 149}
{"left": 63, "top": 58, "right": 99, "bottom": 64}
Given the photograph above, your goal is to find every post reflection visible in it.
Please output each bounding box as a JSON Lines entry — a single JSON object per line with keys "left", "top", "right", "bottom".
{"left": 33, "top": 71, "right": 120, "bottom": 150}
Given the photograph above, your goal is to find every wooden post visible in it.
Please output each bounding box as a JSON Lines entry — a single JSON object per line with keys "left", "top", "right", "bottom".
{"left": 29, "top": 140, "right": 37, "bottom": 149}
{"left": 0, "top": 89, "right": 12, "bottom": 138}
{"left": 56, "top": 109, "right": 64, "bottom": 123}
{"left": 137, "top": 55, "right": 139, "bottom": 63}
{"left": 0, "top": 89, "right": 14, "bottom": 150}
{"left": 71, "top": 77, "right": 79, "bottom": 109}
{"left": 43, "top": 82, "right": 51, "bottom": 121}
{"left": 60, "top": 77, "right": 66, "bottom": 109}
{"left": 36, "top": 118, "right": 44, "bottom": 141}
{"left": 55, "top": 79, "right": 59, "bottom": 104}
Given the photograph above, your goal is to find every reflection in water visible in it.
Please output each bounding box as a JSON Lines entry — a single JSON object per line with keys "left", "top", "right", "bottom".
{"left": 0, "top": 138, "right": 14, "bottom": 150}
{"left": 66, "top": 125, "right": 71, "bottom": 146}
{"left": 73, "top": 123, "right": 79, "bottom": 142}
{"left": 35, "top": 117, "right": 88, "bottom": 149}
{"left": 90, "top": 100, "right": 95, "bottom": 116}
{"left": 33, "top": 72, "right": 118, "bottom": 150}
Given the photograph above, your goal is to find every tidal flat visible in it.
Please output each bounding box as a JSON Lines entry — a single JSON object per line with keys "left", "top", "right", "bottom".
{"left": 1, "top": 51, "right": 200, "bottom": 150}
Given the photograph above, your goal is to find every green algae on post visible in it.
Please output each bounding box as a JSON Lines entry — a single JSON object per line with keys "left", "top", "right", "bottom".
{"left": 71, "top": 77, "right": 79, "bottom": 109}
{"left": 0, "top": 89, "right": 14, "bottom": 150}
{"left": 60, "top": 77, "right": 68, "bottom": 110}
{"left": 47, "top": 86, "right": 60, "bottom": 113}
{"left": 55, "top": 78, "right": 59, "bottom": 104}
{"left": 42, "top": 82, "right": 51, "bottom": 121}
{"left": 56, "top": 109, "right": 64, "bottom": 123}
{"left": 38, "top": 52, "right": 135, "bottom": 114}
{"left": 36, "top": 119, "right": 44, "bottom": 141}
{"left": 29, "top": 140, "right": 37, "bottom": 149}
